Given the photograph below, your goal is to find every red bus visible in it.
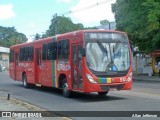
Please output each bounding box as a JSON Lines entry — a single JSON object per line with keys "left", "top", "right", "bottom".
{"left": 9, "top": 30, "right": 132, "bottom": 97}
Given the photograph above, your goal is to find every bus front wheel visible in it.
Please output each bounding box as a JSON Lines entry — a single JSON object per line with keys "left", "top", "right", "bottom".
{"left": 98, "top": 91, "right": 108, "bottom": 96}
{"left": 22, "top": 74, "right": 29, "bottom": 88}
{"left": 62, "top": 78, "right": 71, "bottom": 98}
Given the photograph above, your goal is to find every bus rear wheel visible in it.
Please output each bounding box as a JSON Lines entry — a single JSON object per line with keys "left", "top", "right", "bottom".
{"left": 98, "top": 91, "right": 108, "bottom": 96}
{"left": 62, "top": 78, "right": 71, "bottom": 98}
{"left": 22, "top": 74, "right": 29, "bottom": 88}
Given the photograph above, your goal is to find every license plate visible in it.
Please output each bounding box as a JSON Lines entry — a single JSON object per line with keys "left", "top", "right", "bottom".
{"left": 109, "top": 87, "right": 117, "bottom": 91}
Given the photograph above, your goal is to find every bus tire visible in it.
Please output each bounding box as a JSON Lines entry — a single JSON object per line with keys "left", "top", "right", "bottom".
{"left": 98, "top": 91, "right": 108, "bottom": 96}
{"left": 22, "top": 74, "right": 29, "bottom": 88}
{"left": 62, "top": 78, "right": 71, "bottom": 98}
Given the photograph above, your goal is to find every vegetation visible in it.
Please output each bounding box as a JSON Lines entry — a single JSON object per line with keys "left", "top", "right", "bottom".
{"left": 0, "top": 26, "right": 27, "bottom": 47}
{"left": 112, "top": 0, "right": 160, "bottom": 52}
{"left": 34, "top": 33, "right": 42, "bottom": 40}
{"left": 100, "top": 20, "right": 109, "bottom": 26}
{"left": 44, "top": 16, "right": 84, "bottom": 37}
{"left": 40, "top": 15, "right": 97, "bottom": 39}
{"left": 1, "top": 0, "right": 159, "bottom": 51}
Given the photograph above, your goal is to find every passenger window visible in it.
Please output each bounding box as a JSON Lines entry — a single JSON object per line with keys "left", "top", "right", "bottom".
{"left": 58, "top": 39, "right": 69, "bottom": 60}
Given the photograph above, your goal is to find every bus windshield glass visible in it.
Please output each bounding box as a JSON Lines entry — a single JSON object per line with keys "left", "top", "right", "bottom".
{"left": 85, "top": 32, "right": 130, "bottom": 72}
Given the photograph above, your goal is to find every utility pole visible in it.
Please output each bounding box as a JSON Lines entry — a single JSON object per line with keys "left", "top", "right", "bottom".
{"left": 53, "top": 13, "right": 58, "bottom": 35}
{"left": 109, "top": 22, "right": 111, "bottom": 30}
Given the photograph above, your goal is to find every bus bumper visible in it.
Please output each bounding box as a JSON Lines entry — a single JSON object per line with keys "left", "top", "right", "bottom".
{"left": 84, "top": 81, "right": 132, "bottom": 93}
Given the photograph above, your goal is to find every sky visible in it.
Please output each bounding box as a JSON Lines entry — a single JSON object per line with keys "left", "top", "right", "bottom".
{"left": 0, "top": 0, "right": 116, "bottom": 38}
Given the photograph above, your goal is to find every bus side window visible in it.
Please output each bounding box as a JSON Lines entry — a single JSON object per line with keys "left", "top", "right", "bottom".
{"left": 58, "top": 39, "right": 69, "bottom": 60}
{"left": 78, "top": 46, "right": 83, "bottom": 70}
{"left": 47, "top": 42, "right": 57, "bottom": 60}
{"left": 19, "top": 46, "right": 34, "bottom": 62}
{"left": 30, "top": 46, "right": 34, "bottom": 61}
{"left": 78, "top": 46, "right": 82, "bottom": 61}
{"left": 42, "top": 44, "right": 47, "bottom": 60}
{"left": 9, "top": 50, "right": 14, "bottom": 62}
{"left": 20, "top": 48, "right": 25, "bottom": 61}
{"left": 73, "top": 46, "right": 76, "bottom": 64}
{"left": 24, "top": 47, "right": 28, "bottom": 61}
{"left": 20, "top": 48, "right": 22, "bottom": 61}
{"left": 26, "top": 47, "right": 29, "bottom": 61}
{"left": 53, "top": 42, "right": 57, "bottom": 59}
{"left": 65, "top": 40, "right": 69, "bottom": 59}
{"left": 58, "top": 41, "right": 62, "bottom": 59}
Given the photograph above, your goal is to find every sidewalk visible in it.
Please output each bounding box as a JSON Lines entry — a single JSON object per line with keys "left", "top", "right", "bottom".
{"left": 0, "top": 91, "right": 70, "bottom": 120}
{"left": 0, "top": 71, "right": 70, "bottom": 119}
{"left": 133, "top": 74, "right": 160, "bottom": 82}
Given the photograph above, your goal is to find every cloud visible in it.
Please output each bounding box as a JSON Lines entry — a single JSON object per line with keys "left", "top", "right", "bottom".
{"left": 71, "top": 0, "right": 116, "bottom": 25}
{"left": 0, "top": 4, "right": 16, "bottom": 20}
{"left": 24, "top": 22, "right": 38, "bottom": 35}
{"left": 56, "top": 0, "right": 71, "bottom": 3}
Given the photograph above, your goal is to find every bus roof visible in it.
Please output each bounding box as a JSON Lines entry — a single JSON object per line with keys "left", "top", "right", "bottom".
{"left": 10, "top": 29, "right": 127, "bottom": 49}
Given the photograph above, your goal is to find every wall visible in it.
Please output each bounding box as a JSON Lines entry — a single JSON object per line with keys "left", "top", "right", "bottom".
{"left": 133, "top": 54, "right": 153, "bottom": 76}
{"left": 0, "top": 47, "right": 10, "bottom": 70}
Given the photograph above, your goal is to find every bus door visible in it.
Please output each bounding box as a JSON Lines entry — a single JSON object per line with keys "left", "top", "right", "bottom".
{"left": 15, "top": 53, "right": 19, "bottom": 80}
{"left": 35, "top": 48, "right": 41, "bottom": 84}
{"left": 72, "top": 43, "right": 83, "bottom": 90}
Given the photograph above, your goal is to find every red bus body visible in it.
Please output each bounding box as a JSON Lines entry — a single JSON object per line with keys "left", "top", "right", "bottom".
{"left": 9, "top": 30, "right": 132, "bottom": 96}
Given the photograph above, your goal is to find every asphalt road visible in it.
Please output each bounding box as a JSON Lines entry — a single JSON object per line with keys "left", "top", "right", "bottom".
{"left": 0, "top": 71, "right": 160, "bottom": 120}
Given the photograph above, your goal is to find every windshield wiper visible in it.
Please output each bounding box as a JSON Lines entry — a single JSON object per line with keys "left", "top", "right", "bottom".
{"left": 96, "top": 40, "right": 108, "bottom": 58}
{"left": 96, "top": 41, "right": 116, "bottom": 71}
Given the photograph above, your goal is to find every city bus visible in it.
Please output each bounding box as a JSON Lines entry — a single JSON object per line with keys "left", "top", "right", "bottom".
{"left": 9, "top": 30, "right": 133, "bottom": 97}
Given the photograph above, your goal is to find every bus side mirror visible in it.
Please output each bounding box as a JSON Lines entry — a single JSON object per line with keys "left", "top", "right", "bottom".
{"left": 82, "top": 48, "right": 86, "bottom": 57}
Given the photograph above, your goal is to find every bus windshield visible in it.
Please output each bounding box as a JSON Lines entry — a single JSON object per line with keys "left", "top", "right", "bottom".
{"left": 86, "top": 35, "right": 130, "bottom": 72}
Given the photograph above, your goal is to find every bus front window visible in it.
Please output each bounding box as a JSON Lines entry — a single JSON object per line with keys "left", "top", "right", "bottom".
{"left": 86, "top": 42, "right": 130, "bottom": 72}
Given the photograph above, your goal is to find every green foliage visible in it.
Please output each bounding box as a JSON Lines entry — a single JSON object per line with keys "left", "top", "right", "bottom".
{"left": 37, "top": 15, "right": 97, "bottom": 39}
{"left": 0, "top": 26, "right": 27, "bottom": 47}
{"left": 112, "top": 0, "right": 160, "bottom": 53}
{"left": 100, "top": 20, "right": 109, "bottom": 26}
{"left": 34, "top": 33, "right": 42, "bottom": 40}
{"left": 46, "top": 16, "right": 84, "bottom": 36}
{"left": 143, "top": 0, "right": 160, "bottom": 32}
{"left": 84, "top": 26, "right": 98, "bottom": 30}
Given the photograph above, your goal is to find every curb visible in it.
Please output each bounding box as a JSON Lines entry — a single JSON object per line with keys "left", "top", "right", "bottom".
{"left": 0, "top": 96, "right": 46, "bottom": 111}
{"left": 0, "top": 96, "right": 71, "bottom": 120}
{"left": 133, "top": 78, "right": 160, "bottom": 83}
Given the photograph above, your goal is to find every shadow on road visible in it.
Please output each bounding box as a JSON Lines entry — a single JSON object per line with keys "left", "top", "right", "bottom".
{"left": 13, "top": 84, "right": 126, "bottom": 102}
{"left": 70, "top": 92, "right": 126, "bottom": 102}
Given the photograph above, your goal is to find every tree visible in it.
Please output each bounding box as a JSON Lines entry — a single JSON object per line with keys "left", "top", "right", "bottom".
{"left": 100, "top": 20, "right": 109, "bottom": 26}
{"left": 46, "top": 15, "right": 84, "bottom": 37}
{"left": 84, "top": 26, "right": 98, "bottom": 30}
{"left": 112, "top": 0, "right": 160, "bottom": 53}
{"left": 34, "top": 33, "right": 41, "bottom": 40}
{"left": 143, "top": 0, "right": 160, "bottom": 50}
{"left": 0, "top": 26, "right": 27, "bottom": 47}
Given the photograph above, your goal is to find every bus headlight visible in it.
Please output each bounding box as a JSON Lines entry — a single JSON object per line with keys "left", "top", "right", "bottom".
{"left": 86, "top": 74, "right": 97, "bottom": 83}
{"left": 127, "top": 72, "right": 132, "bottom": 82}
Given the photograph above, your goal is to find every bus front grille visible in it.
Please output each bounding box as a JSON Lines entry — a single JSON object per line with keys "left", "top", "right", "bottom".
{"left": 100, "top": 84, "right": 125, "bottom": 91}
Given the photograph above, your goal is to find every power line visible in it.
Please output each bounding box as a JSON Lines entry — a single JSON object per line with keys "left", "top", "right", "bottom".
{"left": 58, "top": 0, "right": 114, "bottom": 16}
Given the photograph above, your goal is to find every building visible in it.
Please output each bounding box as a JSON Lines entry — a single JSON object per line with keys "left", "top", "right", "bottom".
{"left": 151, "top": 50, "right": 160, "bottom": 74}
{"left": 0, "top": 46, "right": 10, "bottom": 70}
{"left": 133, "top": 53, "right": 153, "bottom": 76}
{"left": 132, "top": 47, "right": 153, "bottom": 76}
{"left": 97, "top": 22, "right": 116, "bottom": 30}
